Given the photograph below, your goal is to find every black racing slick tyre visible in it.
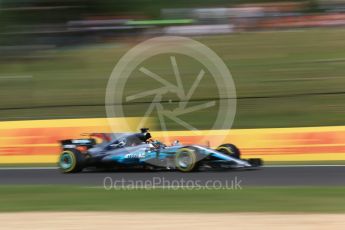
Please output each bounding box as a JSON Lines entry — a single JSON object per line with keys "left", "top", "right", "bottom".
{"left": 59, "top": 149, "right": 85, "bottom": 173}
{"left": 175, "top": 147, "right": 199, "bottom": 172}
{"left": 216, "top": 144, "right": 241, "bottom": 159}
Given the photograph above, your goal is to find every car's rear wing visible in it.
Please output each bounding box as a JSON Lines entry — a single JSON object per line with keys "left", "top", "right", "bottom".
{"left": 60, "top": 139, "right": 96, "bottom": 150}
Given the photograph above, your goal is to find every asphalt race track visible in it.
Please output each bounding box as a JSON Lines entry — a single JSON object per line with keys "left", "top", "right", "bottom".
{"left": 0, "top": 166, "right": 345, "bottom": 186}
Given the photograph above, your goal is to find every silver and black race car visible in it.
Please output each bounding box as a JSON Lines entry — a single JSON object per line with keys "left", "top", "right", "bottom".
{"left": 58, "top": 128, "right": 263, "bottom": 173}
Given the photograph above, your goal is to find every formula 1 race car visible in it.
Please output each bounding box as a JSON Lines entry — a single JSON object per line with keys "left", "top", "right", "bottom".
{"left": 58, "top": 128, "right": 263, "bottom": 173}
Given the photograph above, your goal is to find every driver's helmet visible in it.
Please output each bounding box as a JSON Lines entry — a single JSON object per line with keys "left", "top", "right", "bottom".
{"left": 118, "top": 140, "right": 126, "bottom": 147}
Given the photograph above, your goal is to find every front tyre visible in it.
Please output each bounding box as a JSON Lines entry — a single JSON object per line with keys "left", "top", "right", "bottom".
{"left": 175, "top": 147, "right": 198, "bottom": 172}
{"left": 216, "top": 144, "right": 241, "bottom": 159}
{"left": 59, "top": 149, "right": 85, "bottom": 173}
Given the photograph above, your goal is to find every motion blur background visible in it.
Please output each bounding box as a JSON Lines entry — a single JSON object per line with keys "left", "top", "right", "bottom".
{"left": 1, "top": 1, "right": 345, "bottom": 219}
{"left": 0, "top": 0, "right": 344, "bottom": 130}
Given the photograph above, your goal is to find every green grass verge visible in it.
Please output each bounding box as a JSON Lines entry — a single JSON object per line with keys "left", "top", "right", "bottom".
{"left": 0, "top": 186, "right": 345, "bottom": 212}
{"left": 1, "top": 28, "right": 345, "bottom": 129}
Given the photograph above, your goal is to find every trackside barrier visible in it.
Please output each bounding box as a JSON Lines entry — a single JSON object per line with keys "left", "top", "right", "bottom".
{"left": 0, "top": 118, "right": 345, "bottom": 163}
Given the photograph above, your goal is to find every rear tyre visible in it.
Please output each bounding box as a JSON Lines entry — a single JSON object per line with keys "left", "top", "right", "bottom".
{"left": 59, "top": 149, "right": 85, "bottom": 173}
{"left": 216, "top": 144, "right": 241, "bottom": 159}
{"left": 175, "top": 147, "right": 199, "bottom": 172}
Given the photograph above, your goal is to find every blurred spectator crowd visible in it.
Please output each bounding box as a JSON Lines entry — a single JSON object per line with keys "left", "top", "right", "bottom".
{"left": 1, "top": 0, "right": 345, "bottom": 51}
